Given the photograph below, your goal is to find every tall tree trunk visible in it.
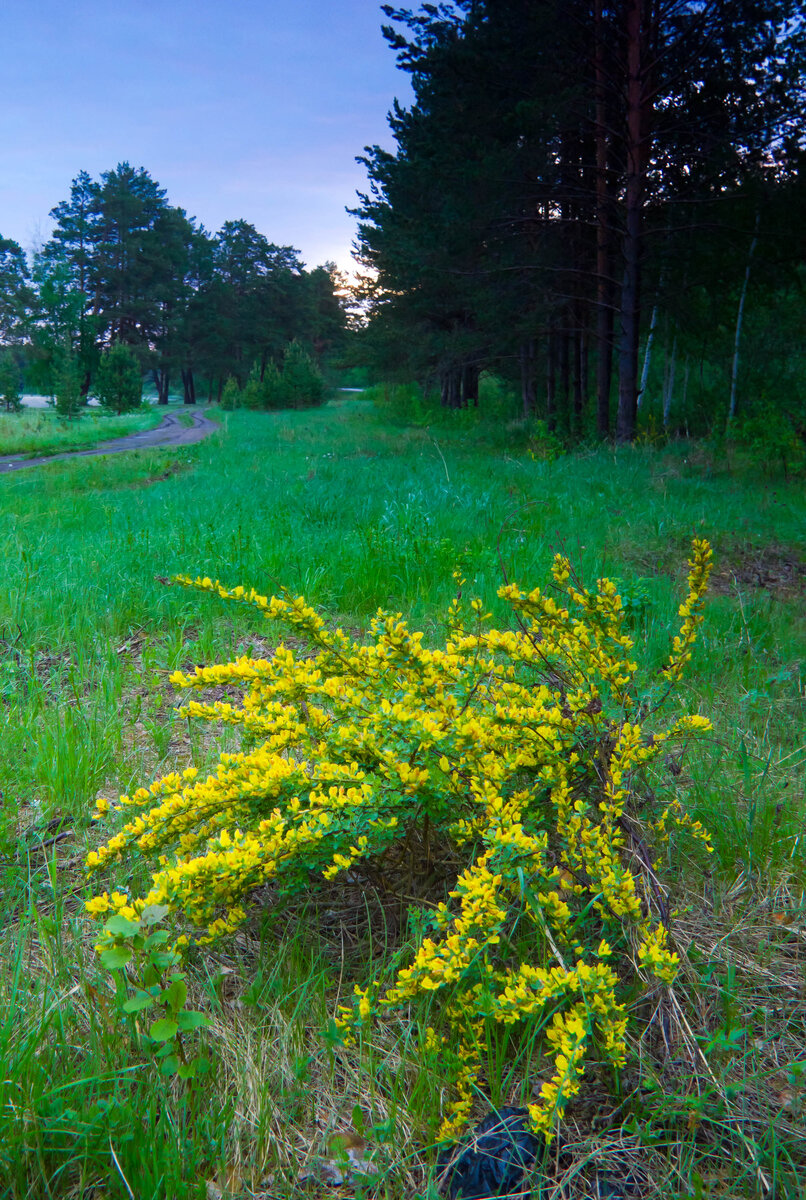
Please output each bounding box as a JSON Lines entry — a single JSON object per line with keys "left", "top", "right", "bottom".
{"left": 441, "top": 368, "right": 461, "bottom": 409}
{"left": 462, "top": 363, "right": 479, "bottom": 408}
{"left": 681, "top": 357, "right": 689, "bottom": 417}
{"left": 558, "top": 320, "right": 570, "bottom": 431}
{"left": 520, "top": 340, "right": 536, "bottom": 417}
{"left": 153, "top": 367, "right": 170, "bottom": 405}
{"left": 638, "top": 301, "right": 658, "bottom": 408}
{"left": 546, "top": 326, "right": 556, "bottom": 430}
{"left": 727, "top": 212, "right": 760, "bottom": 427}
{"left": 662, "top": 335, "right": 677, "bottom": 426}
{"left": 616, "top": 0, "right": 651, "bottom": 443}
{"left": 182, "top": 368, "right": 196, "bottom": 405}
{"left": 594, "top": 0, "right": 614, "bottom": 437}
{"left": 573, "top": 312, "right": 585, "bottom": 433}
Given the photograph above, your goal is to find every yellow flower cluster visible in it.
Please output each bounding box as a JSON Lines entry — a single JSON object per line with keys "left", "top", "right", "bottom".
{"left": 664, "top": 538, "right": 713, "bottom": 681}
{"left": 86, "top": 544, "right": 713, "bottom": 1142}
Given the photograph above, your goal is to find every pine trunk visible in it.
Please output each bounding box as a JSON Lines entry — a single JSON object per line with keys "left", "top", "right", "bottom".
{"left": 182, "top": 368, "right": 196, "bottom": 405}
{"left": 546, "top": 327, "right": 556, "bottom": 430}
{"left": 520, "top": 340, "right": 536, "bottom": 417}
{"left": 594, "top": 0, "right": 614, "bottom": 438}
{"left": 616, "top": 0, "right": 650, "bottom": 443}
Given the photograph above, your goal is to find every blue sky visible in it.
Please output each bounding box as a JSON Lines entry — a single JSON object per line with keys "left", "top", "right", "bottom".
{"left": 0, "top": 0, "right": 411, "bottom": 273}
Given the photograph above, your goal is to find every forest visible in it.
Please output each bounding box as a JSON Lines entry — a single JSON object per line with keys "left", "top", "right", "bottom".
{"left": 0, "top": 163, "right": 349, "bottom": 412}
{"left": 353, "top": 0, "right": 805, "bottom": 450}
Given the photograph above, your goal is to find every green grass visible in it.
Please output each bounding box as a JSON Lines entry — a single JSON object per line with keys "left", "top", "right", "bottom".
{"left": 0, "top": 398, "right": 804, "bottom": 1197}
{"left": 0, "top": 405, "right": 168, "bottom": 457}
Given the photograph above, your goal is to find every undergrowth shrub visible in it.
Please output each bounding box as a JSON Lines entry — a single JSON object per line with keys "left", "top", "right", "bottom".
{"left": 86, "top": 541, "right": 713, "bottom": 1142}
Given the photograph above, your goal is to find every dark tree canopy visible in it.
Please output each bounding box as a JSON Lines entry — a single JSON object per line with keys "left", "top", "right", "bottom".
{"left": 354, "top": 0, "right": 806, "bottom": 440}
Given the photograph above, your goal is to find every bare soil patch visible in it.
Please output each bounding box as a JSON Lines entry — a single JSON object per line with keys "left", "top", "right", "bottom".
{"left": 708, "top": 545, "right": 806, "bottom": 596}
{"left": 622, "top": 537, "right": 805, "bottom": 599}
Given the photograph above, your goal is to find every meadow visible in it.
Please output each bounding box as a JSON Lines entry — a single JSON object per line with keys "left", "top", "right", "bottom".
{"left": 0, "top": 397, "right": 803, "bottom": 1198}
{"left": 0, "top": 406, "right": 166, "bottom": 459}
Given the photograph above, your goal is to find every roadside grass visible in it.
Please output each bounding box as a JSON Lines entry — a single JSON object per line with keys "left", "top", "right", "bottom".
{"left": 0, "top": 406, "right": 169, "bottom": 458}
{"left": 0, "top": 397, "right": 803, "bottom": 1197}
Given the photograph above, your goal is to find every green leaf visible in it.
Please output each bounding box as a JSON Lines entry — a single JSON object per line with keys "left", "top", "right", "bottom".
{"left": 177, "top": 1061, "right": 198, "bottom": 1080}
{"left": 100, "top": 945, "right": 132, "bottom": 970}
{"left": 370, "top": 1117, "right": 396, "bottom": 1144}
{"left": 122, "top": 993, "right": 155, "bottom": 1014}
{"left": 177, "top": 1010, "right": 212, "bottom": 1032}
{"left": 322, "top": 1018, "right": 345, "bottom": 1048}
{"left": 151, "top": 950, "right": 179, "bottom": 970}
{"left": 104, "top": 914, "right": 140, "bottom": 938}
{"left": 141, "top": 904, "right": 171, "bottom": 925}
{"left": 159, "top": 1055, "right": 179, "bottom": 1076}
{"left": 144, "top": 930, "right": 170, "bottom": 950}
{"left": 163, "top": 977, "right": 187, "bottom": 1013}
{"left": 149, "top": 1018, "right": 179, "bottom": 1042}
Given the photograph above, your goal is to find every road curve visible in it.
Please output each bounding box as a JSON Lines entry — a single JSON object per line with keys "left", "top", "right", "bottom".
{"left": 0, "top": 409, "right": 219, "bottom": 475}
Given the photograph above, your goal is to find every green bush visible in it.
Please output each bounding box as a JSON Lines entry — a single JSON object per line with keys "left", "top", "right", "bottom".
{"left": 219, "top": 376, "right": 242, "bottom": 410}
{"left": 280, "top": 340, "right": 325, "bottom": 408}
{"left": 733, "top": 403, "right": 805, "bottom": 476}
{"left": 94, "top": 343, "right": 143, "bottom": 414}
{"left": 240, "top": 363, "right": 264, "bottom": 411}
{"left": 258, "top": 361, "right": 287, "bottom": 409}
{"left": 54, "top": 353, "right": 83, "bottom": 419}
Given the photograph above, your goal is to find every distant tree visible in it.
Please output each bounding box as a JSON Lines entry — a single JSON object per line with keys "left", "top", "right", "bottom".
{"left": 0, "top": 349, "right": 22, "bottom": 411}
{"left": 240, "top": 362, "right": 265, "bottom": 410}
{"left": 305, "top": 263, "right": 350, "bottom": 364}
{"left": 258, "top": 361, "right": 287, "bottom": 409}
{"left": 280, "top": 340, "right": 325, "bottom": 408}
{"left": 54, "top": 352, "right": 83, "bottom": 419}
{"left": 0, "top": 237, "right": 35, "bottom": 345}
{"left": 94, "top": 343, "right": 142, "bottom": 414}
{"left": 149, "top": 205, "right": 198, "bottom": 405}
{"left": 40, "top": 171, "right": 103, "bottom": 392}
{"left": 29, "top": 255, "right": 99, "bottom": 398}
{"left": 212, "top": 221, "right": 307, "bottom": 383}
{"left": 92, "top": 163, "right": 170, "bottom": 346}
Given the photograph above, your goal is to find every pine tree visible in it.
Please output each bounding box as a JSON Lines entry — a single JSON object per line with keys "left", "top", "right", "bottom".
{"left": 94, "top": 343, "right": 142, "bottom": 414}
{"left": 0, "top": 350, "right": 22, "bottom": 412}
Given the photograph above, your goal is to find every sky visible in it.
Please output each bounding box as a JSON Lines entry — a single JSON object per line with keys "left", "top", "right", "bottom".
{"left": 0, "top": 0, "right": 412, "bottom": 275}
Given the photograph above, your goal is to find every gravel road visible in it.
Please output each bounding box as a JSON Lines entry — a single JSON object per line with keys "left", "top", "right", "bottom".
{"left": 0, "top": 409, "right": 218, "bottom": 475}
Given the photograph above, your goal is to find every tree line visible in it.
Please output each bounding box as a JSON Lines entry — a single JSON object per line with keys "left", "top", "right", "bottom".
{"left": 0, "top": 164, "right": 349, "bottom": 412}
{"left": 354, "top": 0, "right": 806, "bottom": 443}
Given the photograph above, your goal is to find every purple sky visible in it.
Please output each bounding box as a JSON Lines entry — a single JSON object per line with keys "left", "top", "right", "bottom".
{"left": 0, "top": 0, "right": 411, "bottom": 274}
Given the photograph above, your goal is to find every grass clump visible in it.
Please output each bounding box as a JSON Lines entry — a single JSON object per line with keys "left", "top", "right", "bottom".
{"left": 87, "top": 542, "right": 713, "bottom": 1150}
{"left": 0, "top": 405, "right": 164, "bottom": 457}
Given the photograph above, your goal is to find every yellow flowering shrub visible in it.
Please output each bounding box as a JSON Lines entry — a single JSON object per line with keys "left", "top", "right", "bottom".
{"left": 86, "top": 539, "right": 713, "bottom": 1141}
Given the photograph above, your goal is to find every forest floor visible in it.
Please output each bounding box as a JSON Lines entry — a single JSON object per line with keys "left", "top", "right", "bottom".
{"left": 0, "top": 397, "right": 803, "bottom": 1198}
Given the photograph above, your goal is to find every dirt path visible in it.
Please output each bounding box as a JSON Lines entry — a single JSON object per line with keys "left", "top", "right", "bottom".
{"left": 0, "top": 409, "right": 219, "bottom": 475}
